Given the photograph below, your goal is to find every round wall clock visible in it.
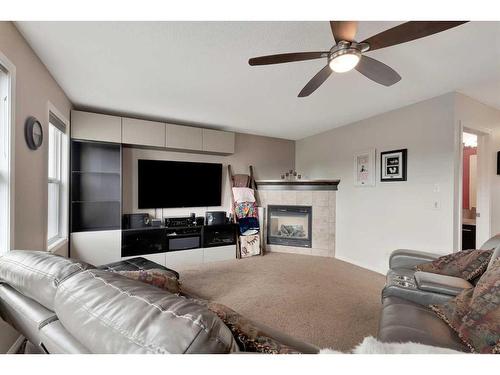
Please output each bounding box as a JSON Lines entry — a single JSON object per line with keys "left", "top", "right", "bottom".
{"left": 25, "top": 116, "right": 43, "bottom": 150}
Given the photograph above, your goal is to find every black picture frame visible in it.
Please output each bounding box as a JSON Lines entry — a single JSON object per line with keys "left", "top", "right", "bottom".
{"left": 380, "top": 149, "right": 407, "bottom": 182}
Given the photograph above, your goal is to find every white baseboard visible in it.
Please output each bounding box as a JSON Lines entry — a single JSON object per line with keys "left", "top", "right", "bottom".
{"left": 7, "top": 335, "right": 25, "bottom": 354}
{"left": 334, "top": 254, "right": 386, "bottom": 275}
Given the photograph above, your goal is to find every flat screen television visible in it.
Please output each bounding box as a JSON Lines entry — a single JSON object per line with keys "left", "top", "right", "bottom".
{"left": 138, "top": 159, "right": 222, "bottom": 209}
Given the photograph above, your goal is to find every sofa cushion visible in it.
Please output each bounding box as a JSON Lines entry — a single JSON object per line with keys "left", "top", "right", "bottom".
{"left": 0, "top": 250, "right": 93, "bottom": 310}
{"left": 378, "top": 297, "right": 468, "bottom": 352}
{"left": 430, "top": 258, "right": 500, "bottom": 354}
{"left": 54, "top": 269, "right": 238, "bottom": 353}
{"left": 415, "top": 249, "right": 492, "bottom": 281}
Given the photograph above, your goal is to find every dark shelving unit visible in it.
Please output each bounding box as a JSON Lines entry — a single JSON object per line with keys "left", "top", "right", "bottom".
{"left": 70, "top": 140, "right": 121, "bottom": 233}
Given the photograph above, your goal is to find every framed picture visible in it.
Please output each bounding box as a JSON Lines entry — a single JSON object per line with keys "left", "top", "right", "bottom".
{"left": 381, "top": 149, "right": 407, "bottom": 182}
{"left": 354, "top": 149, "right": 375, "bottom": 186}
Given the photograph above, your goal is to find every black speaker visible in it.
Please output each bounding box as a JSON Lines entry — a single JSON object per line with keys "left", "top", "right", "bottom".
{"left": 195, "top": 216, "right": 205, "bottom": 226}
{"left": 205, "top": 211, "right": 226, "bottom": 225}
{"left": 123, "top": 213, "right": 150, "bottom": 229}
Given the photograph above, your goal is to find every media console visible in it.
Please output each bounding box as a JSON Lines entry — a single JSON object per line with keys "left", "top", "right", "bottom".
{"left": 121, "top": 223, "right": 237, "bottom": 257}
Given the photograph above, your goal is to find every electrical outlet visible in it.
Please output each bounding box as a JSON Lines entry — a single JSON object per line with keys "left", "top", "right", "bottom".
{"left": 432, "top": 200, "right": 441, "bottom": 210}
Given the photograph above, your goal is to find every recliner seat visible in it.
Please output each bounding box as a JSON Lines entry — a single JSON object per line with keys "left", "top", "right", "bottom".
{"left": 382, "top": 235, "right": 500, "bottom": 306}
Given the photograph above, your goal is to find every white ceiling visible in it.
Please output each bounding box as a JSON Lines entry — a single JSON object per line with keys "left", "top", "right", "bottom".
{"left": 16, "top": 21, "right": 500, "bottom": 140}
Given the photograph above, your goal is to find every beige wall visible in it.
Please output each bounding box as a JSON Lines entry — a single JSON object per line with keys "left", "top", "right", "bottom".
{"left": 296, "top": 93, "right": 457, "bottom": 274}
{"left": 0, "top": 22, "right": 72, "bottom": 251}
{"left": 123, "top": 133, "right": 295, "bottom": 218}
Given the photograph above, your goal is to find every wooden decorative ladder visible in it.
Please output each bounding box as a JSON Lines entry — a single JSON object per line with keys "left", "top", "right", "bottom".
{"left": 227, "top": 165, "right": 263, "bottom": 259}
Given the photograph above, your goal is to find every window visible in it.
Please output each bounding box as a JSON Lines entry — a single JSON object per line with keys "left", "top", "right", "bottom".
{"left": 0, "top": 64, "right": 10, "bottom": 254}
{"left": 47, "top": 113, "right": 68, "bottom": 246}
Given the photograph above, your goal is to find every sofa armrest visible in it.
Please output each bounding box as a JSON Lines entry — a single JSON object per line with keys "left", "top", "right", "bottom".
{"left": 414, "top": 272, "right": 473, "bottom": 296}
{"left": 389, "top": 249, "right": 441, "bottom": 270}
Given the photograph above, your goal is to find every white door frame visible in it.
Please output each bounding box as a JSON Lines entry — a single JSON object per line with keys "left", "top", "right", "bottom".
{"left": 0, "top": 50, "right": 15, "bottom": 252}
{"left": 455, "top": 121, "right": 492, "bottom": 250}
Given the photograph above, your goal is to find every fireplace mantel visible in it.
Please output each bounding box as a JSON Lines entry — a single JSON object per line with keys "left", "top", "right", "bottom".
{"left": 255, "top": 179, "right": 340, "bottom": 191}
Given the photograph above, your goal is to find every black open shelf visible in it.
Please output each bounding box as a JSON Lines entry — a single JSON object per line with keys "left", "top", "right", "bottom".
{"left": 71, "top": 140, "right": 121, "bottom": 233}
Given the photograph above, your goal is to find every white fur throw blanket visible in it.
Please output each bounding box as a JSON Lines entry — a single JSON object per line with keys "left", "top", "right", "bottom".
{"left": 320, "top": 336, "right": 464, "bottom": 354}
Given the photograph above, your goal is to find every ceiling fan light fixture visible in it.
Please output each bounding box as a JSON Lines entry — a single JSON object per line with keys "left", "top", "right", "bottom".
{"left": 328, "top": 49, "right": 361, "bottom": 73}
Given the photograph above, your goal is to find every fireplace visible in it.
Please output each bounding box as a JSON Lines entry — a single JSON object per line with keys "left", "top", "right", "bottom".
{"left": 267, "top": 205, "right": 312, "bottom": 248}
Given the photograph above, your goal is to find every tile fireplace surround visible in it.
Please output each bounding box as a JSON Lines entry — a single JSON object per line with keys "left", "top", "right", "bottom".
{"left": 257, "top": 180, "right": 339, "bottom": 257}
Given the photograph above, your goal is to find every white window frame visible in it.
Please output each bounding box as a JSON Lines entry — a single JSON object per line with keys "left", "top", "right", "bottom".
{"left": 47, "top": 105, "right": 69, "bottom": 249}
{"left": 0, "top": 51, "right": 15, "bottom": 254}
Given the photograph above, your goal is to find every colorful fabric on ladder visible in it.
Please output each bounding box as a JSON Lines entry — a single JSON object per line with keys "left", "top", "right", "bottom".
{"left": 240, "top": 234, "right": 260, "bottom": 258}
{"left": 234, "top": 201, "right": 258, "bottom": 219}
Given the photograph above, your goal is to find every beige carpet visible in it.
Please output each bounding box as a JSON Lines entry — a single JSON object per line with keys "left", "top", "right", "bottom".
{"left": 178, "top": 252, "right": 385, "bottom": 352}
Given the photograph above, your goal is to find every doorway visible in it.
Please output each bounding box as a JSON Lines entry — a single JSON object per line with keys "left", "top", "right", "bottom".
{"left": 460, "top": 128, "right": 490, "bottom": 250}
{"left": 462, "top": 132, "right": 478, "bottom": 249}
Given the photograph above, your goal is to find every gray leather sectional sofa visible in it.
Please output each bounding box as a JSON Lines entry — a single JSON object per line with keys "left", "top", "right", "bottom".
{"left": 377, "top": 235, "right": 500, "bottom": 352}
{"left": 1, "top": 238, "right": 498, "bottom": 354}
{"left": 0, "top": 251, "right": 319, "bottom": 354}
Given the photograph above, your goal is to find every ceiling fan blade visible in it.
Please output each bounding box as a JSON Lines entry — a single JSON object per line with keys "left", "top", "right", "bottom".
{"left": 249, "top": 52, "right": 328, "bottom": 66}
{"left": 298, "top": 65, "right": 333, "bottom": 97}
{"left": 329, "top": 21, "right": 358, "bottom": 43}
{"left": 355, "top": 55, "right": 401, "bottom": 87}
{"left": 361, "top": 21, "right": 468, "bottom": 52}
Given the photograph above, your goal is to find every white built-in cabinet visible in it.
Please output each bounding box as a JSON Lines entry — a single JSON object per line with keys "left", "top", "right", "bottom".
{"left": 165, "top": 246, "right": 235, "bottom": 270}
{"left": 166, "top": 123, "right": 203, "bottom": 151}
{"left": 71, "top": 111, "right": 122, "bottom": 143}
{"left": 202, "top": 129, "right": 235, "bottom": 154}
{"left": 70, "top": 230, "right": 122, "bottom": 266}
{"left": 71, "top": 110, "right": 235, "bottom": 155}
{"left": 166, "top": 248, "right": 204, "bottom": 269}
{"left": 122, "top": 117, "right": 166, "bottom": 148}
{"left": 70, "top": 110, "right": 236, "bottom": 268}
{"left": 70, "top": 233, "right": 235, "bottom": 268}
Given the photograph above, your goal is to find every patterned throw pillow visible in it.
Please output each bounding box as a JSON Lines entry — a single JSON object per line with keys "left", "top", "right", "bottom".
{"left": 116, "top": 269, "right": 181, "bottom": 294}
{"left": 415, "top": 249, "right": 493, "bottom": 281}
{"left": 430, "top": 258, "right": 500, "bottom": 354}
{"left": 207, "top": 302, "right": 300, "bottom": 354}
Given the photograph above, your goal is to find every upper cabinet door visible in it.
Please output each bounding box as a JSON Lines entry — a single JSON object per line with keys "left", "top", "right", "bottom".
{"left": 71, "top": 110, "right": 122, "bottom": 143}
{"left": 165, "top": 123, "right": 203, "bottom": 151}
{"left": 122, "top": 117, "right": 166, "bottom": 148}
{"left": 202, "top": 129, "right": 235, "bottom": 154}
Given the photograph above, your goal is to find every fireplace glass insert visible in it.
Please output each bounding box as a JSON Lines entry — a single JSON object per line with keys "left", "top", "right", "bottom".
{"left": 267, "top": 205, "right": 312, "bottom": 248}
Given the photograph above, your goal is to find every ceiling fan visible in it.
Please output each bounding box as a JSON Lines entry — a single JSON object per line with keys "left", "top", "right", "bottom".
{"left": 248, "top": 21, "right": 468, "bottom": 97}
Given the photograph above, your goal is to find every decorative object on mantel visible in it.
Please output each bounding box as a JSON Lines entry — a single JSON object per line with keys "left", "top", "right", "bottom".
{"left": 280, "top": 169, "right": 302, "bottom": 181}
{"left": 354, "top": 149, "right": 375, "bottom": 187}
{"left": 24, "top": 116, "right": 43, "bottom": 150}
{"left": 256, "top": 179, "right": 340, "bottom": 191}
{"left": 228, "top": 165, "right": 263, "bottom": 259}
{"left": 380, "top": 149, "right": 407, "bottom": 182}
